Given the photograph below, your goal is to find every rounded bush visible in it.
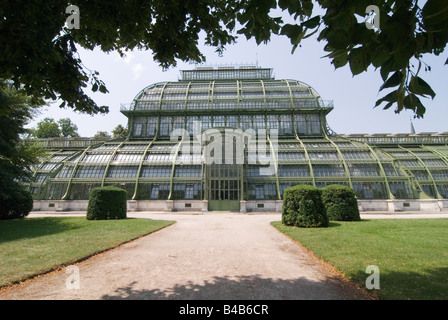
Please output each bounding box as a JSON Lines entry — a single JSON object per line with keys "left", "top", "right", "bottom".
{"left": 321, "top": 184, "right": 360, "bottom": 221}
{"left": 282, "top": 184, "right": 328, "bottom": 228}
{"left": 86, "top": 186, "right": 127, "bottom": 220}
{"left": 0, "top": 184, "right": 33, "bottom": 220}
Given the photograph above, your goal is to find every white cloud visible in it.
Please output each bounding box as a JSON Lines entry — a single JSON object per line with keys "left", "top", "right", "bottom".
{"left": 132, "top": 63, "right": 144, "bottom": 80}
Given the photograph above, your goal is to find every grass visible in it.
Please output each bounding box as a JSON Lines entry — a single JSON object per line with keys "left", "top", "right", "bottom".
{"left": 272, "top": 219, "right": 448, "bottom": 300}
{"left": 0, "top": 217, "right": 175, "bottom": 287}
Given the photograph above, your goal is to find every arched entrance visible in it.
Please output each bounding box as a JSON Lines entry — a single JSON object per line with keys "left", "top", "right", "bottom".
{"left": 203, "top": 128, "right": 245, "bottom": 211}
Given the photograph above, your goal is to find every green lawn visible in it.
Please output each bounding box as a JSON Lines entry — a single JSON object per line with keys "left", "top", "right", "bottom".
{"left": 0, "top": 217, "right": 175, "bottom": 287}
{"left": 272, "top": 219, "right": 448, "bottom": 300}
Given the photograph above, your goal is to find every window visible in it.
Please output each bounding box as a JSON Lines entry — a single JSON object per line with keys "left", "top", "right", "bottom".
{"left": 432, "top": 170, "right": 448, "bottom": 180}
{"left": 383, "top": 164, "right": 403, "bottom": 176}
{"left": 173, "top": 116, "right": 184, "bottom": 130}
{"left": 145, "top": 152, "right": 174, "bottom": 163}
{"left": 423, "top": 159, "right": 446, "bottom": 167}
{"left": 141, "top": 165, "right": 172, "bottom": 177}
{"left": 348, "top": 164, "right": 380, "bottom": 176}
{"left": 294, "top": 114, "right": 307, "bottom": 134}
{"left": 107, "top": 166, "right": 139, "bottom": 178}
{"left": 113, "top": 153, "right": 143, "bottom": 163}
{"left": 226, "top": 115, "right": 238, "bottom": 128}
{"left": 150, "top": 184, "right": 159, "bottom": 199}
{"left": 149, "top": 183, "right": 170, "bottom": 200}
{"left": 313, "top": 164, "right": 345, "bottom": 177}
{"left": 277, "top": 152, "right": 306, "bottom": 162}
{"left": 437, "top": 184, "right": 448, "bottom": 198}
{"left": 200, "top": 116, "right": 211, "bottom": 131}
{"left": 278, "top": 165, "right": 310, "bottom": 177}
{"left": 308, "top": 152, "right": 339, "bottom": 161}
{"left": 146, "top": 117, "right": 157, "bottom": 136}
{"left": 253, "top": 115, "right": 266, "bottom": 130}
{"left": 352, "top": 182, "right": 386, "bottom": 199}
{"left": 267, "top": 115, "right": 279, "bottom": 131}
{"left": 240, "top": 115, "right": 252, "bottom": 130}
{"left": 56, "top": 166, "right": 74, "bottom": 178}
{"left": 174, "top": 165, "right": 202, "bottom": 177}
{"left": 159, "top": 117, "right": 172, "bottom": 136}
{"left": 341, "top": 151, "right": 373, "bottom": 160}
{"left": 255, "top": 185, "right": 264, "bottom": 199}
{"left": 75, "top": 165, "right": 106, "bottom": 178}
{"left": 279, "top": 115, "right": 293, "bottom": 135}
{"left": 264, "top": 183, "right": 277, "bottom": 200}
{"left": 213, "top": 115, "right": 225, "bottom": 127}
{"left": 186, "top": 116, "right": 198, "bottom": 133}
{"left": 35, "top": 173, "right": 48, "bottom": 182}
{"left": 413, "top": 170, "right": 430, "bottom": 181}
{"left": 308, "top": 114, "right": 321, "bottom": 134}
{"left": 134, "top": 123, "right": 143, "bottom": 136}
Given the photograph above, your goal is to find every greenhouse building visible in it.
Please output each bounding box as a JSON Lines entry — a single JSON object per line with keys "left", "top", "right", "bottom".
{"left": 31, "top": 66, "right": 448, "bottom": 213}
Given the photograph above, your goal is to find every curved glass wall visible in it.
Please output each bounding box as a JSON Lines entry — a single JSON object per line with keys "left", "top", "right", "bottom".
{"left": 31, "top": 66, "right": 448, "bottom": 202}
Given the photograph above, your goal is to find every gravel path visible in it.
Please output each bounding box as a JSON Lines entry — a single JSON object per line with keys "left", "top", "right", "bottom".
{"left": 0, "top": 212, "right": 374, "bottom": 300}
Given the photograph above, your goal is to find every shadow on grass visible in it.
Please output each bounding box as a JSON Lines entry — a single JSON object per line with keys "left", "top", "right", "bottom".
{"left": 0, "top": 217, "right": 82, "bottom": 243}
{"left": 101, "top": 274, "right": 370, "bottom": 300}
{"left": 348, "top": 267, "right": 448, "bottom": 300}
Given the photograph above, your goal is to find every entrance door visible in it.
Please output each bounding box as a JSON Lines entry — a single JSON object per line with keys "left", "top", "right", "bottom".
{"left": 207, "top": 164, "right": 241, "bottom": 211}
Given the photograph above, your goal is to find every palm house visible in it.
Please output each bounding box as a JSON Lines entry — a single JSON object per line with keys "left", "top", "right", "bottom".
{"left": 31, "top": 66, "right": 448, "bottom": 213}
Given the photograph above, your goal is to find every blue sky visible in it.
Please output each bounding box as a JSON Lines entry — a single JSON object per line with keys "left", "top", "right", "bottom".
{"left": 28, "top": 19, "right": 447, "bottom": 137}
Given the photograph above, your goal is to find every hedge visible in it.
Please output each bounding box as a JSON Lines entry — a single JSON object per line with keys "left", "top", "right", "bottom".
{"left": 86, "top": 186, "right": 127, "bottom": 220}
{"left": 282, "top": 184, "right": 328, "bottom": 228}
{"left": 321, "top": 184, "right": 360, "bottom": 221}
{"left": 0, "top": 185, "right": 33, "bottom": 220}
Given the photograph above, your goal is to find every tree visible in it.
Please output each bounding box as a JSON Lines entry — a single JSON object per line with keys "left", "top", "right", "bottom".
{"left": 32, "top": 117, "right": 79, "bottom": 138}
{"left": 94, "top": 131, "right": 111, "bottom": 139}
{"left": 112, "top": 124, "right": 129, "bottom": 139}
{"left": 0, "top": 80, "right": 46, "bottom": 219}
{"left": 32, "top": 118, "right": 61, "bottom": 138}
{"left": 0, "top": 1, "right": 446, "bottom": 117}
{"left": 58, "top": 118, "right": 80, "bottom": 138}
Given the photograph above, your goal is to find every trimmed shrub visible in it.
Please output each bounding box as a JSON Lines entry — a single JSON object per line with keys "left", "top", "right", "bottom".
{"left": 0, "top": 184, "right": 33, "bottom": 220}
{"left": 321, "top": 184, "right": 360, "bottom": 221}
{"left": 282, "top": 184, "right": 328, "bottom": 228}
{"left": 86, "top": 186, "right": 127, "bottom": 220}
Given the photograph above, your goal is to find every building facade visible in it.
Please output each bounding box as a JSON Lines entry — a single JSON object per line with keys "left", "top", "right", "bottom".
{"left": 31, "top": 66, "right": 448, "bottom": 212}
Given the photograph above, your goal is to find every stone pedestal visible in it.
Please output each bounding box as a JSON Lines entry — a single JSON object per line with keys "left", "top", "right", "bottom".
{"left": 201, "top": 200, "right": 208, "bottom": 212}
{"left": 165, "top": 200, "right": 174, "bottom": 212}
{"left": 240, "top": 200, "right": 247, "bottom": 213}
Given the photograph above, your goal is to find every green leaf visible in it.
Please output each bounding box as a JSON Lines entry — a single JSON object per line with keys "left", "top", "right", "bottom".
{"left": 408, "top": 76, "right": 436, "bottom": 99}
{"left": 379, "top": 59, "right": 397, "bottom": 82}
{"left": 348, "top": 47, "right": 368, "bottom": 75}
{"left": 98, "top": 85, "right": 108, "bottom": 94}
{"left": 301, "top": 16, "right": 320, "bottom": 29}
{"left": 325, "top": 29, "right": 350, "bottom": 50}
{"left": 422, "top": 0, "right": 448, "bottom": 27}
{"left": 375, "top": 90, "right": 398, "bottom": 108}
{"left": 379, "top": 70, "right": 403, "bottom": 92}
{"left": 325, "top": 50, "right": 349, "bottom": 69}
{"left": 404, "top": 93, "right": 426, "bottom": 118}
{"left": 280, "top": 24, "right": 302, "bottom": 40}
{"left": 371, "top": 50, "right": 391, "bottom": 69}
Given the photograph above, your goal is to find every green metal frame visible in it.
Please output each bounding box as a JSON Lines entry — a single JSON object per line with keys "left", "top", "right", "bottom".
{"left": 31, "top": 67, "right": 448, "bottom": 202}
{"left": 398, "top": 145, "right": 442, "bottom": 199}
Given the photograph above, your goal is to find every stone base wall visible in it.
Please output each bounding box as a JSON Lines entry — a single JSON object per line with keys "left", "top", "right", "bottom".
{"left": 33, "top": 199, "right": 448, "bottom": 213}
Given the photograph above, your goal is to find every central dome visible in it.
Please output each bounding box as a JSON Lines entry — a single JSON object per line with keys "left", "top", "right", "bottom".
{"left": 129, "top": 65, "right": 331, "bottom": 112}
